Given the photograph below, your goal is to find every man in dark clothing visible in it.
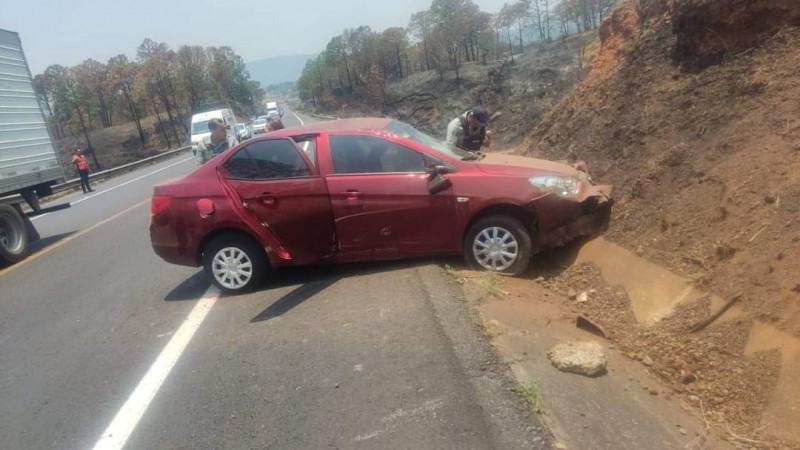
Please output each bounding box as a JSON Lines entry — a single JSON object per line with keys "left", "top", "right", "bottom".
{"left": 445, "top": 107, "right": 492, "bottom": 151}
{"left": 196, "top": 118, "right": 239, "bottom": 164}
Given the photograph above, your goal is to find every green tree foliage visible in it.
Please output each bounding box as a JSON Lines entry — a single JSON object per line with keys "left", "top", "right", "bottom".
{"left": 32, "top": 38, "right": 264, "bottom": 150}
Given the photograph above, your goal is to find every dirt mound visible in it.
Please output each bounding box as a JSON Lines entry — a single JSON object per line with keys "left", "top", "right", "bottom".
{"left": 673, "top": 0, "right": 800, "bottom": 68}
{"left": 523, "top": 0, "right": 800, "bottom": 444}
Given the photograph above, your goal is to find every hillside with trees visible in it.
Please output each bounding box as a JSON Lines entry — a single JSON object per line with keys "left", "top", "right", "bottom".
{"left": 296, "top": 0, "right": 614, "bottom": 139}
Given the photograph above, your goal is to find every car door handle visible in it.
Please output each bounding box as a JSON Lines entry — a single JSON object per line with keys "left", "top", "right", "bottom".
{"left": 257, "top": 192, "right": 278, "bottom": 207}
{"left": 340, "top": 189, "right": 360, "bottom": 200}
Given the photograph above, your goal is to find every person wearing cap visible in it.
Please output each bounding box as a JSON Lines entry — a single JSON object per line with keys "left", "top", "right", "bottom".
{"left": 446, "top": 107, "right": 492, "bottom": 151}
{"left": 196, "top": 118, "right": 239, "bottom": 164}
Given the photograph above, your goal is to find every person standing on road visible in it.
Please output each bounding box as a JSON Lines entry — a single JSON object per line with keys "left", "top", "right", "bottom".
{"left": 446, "top": 107, "right": 492, "bottom": 152}
{"left": 196, "top": 119, "right": 238, "bottom": 164}
{"left": 72, "top": 148, "right": 93, "bottom": 193}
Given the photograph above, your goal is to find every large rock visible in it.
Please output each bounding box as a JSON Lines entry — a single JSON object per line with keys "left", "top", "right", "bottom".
{"left": 547, "top": 341, "right": 608, "bottom": 377}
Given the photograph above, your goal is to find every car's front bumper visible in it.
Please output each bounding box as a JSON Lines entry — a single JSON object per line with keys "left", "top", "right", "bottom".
{"left": 537, "top": 184, "right": 613, "bottom": 249}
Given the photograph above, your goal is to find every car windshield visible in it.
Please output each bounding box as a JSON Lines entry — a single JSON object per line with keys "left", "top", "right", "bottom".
{"left": 191, "top": 121, "right": 210, "bottom": 135}
{"left": 384, "top": 120, "right": 474, "bottom": 161}
{"left": 254, "top": 119, "right": 266, "bottom": 125}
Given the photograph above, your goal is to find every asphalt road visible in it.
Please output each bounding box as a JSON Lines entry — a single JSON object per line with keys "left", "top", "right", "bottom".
{"left": 0, "top": 110, "right": 548, "bottom": 449}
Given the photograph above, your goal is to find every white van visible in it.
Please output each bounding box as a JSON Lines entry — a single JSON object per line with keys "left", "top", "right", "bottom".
{"left": 190, "top": 108, "right": 237, "bottom": 160}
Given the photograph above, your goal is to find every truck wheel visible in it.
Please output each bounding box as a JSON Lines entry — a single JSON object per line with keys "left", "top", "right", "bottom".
{"left": 464, "top": 215, "right": 532, "bottom": 276}
{"left": 0, "top": 204, "right": 30, "bottom": 264}
{"left": 202, "top": 233, "right": 268, "bottom": 294}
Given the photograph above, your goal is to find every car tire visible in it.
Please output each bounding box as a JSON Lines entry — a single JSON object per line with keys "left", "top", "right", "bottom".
{"left": 203, "top": 233, "right": 268, "bottom": 294}
{"left": 0, "top": 204, "right": 30, "bottom": 264}
{"left": 464, "top": 215, "right": 532, "bottom": 276}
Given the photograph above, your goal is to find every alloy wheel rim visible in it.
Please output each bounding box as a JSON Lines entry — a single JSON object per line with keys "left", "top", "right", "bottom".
{"left": 472, "top": 226, "right": 519, "bottom": 271}
{"left": 212, "top": 247, "right": 254, "bottom": 290}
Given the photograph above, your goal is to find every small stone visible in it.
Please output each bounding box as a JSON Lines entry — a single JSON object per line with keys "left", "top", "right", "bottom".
{"left": 534, "top": 276, "right": 545, "bottom": 283}
{"left": 335, "top": 383, "right": 340, "bottom": 389}
{"left": 547, "top": 340, "right": 607, "bottom": 377}
{"left": 649, "top": 389, "right": 659, "bottom": 396}
{"left": 678, "top": 427, "right": 687, "bottom": 435}
{"left": 764, "top": 195, "right": 777, "bottom": 204}
{"left": 568, "top": 289, "right": 578, "bottom": 300}
{"left": 642, "top": 356, "right": 654, "bottom": 366}
{"left": 577, "top": 291, "right": 589, "bottom": 303}
{"left": 689, "top": 395, "right": 700, "bottom": 404}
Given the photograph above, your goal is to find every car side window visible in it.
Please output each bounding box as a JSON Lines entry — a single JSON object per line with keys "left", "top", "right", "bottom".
{"left": 224, "top": 139, "right": 311, "bottom": 180}
{"left": 329, "top": 135, "right": 425, "bottom": 174}
{"left": 293, "top": 137, "right": 317, "bottom": 167}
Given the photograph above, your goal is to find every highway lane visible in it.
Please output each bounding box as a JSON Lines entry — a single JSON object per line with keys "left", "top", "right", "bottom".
{"left": 0, "top": 109, "right": 547, "bottom": 449}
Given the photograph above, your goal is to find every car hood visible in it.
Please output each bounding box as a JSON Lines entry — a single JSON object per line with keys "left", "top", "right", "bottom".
{"left": 475, "top": 153, "right": 578, "bottom": 177}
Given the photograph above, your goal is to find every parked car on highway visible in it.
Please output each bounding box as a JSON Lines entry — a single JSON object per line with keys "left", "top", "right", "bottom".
{"left": 150, "top": 118, "right": 612, "bottom": 293}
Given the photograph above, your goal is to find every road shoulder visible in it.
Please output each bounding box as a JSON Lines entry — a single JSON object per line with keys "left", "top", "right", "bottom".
{"left": 416, "top": 264, "right": 551, "bottom": 449}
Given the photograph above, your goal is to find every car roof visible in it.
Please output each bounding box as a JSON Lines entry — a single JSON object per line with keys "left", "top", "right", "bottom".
{"left": 191, "top": 109, "right": 230, "bottom": 122}
{"left": 269, "top": 118, "right": 393, "bottom": 137}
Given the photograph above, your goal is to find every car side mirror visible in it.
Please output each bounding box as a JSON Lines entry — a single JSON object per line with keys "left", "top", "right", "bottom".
{"left": 425, "top": 164, "right": 451, "bottom": 177}
{"left": 428, "top": 173, "right": 452, "bottom": 195}
{"left": 226, "top": 125, "right": 232, "bottom": 130}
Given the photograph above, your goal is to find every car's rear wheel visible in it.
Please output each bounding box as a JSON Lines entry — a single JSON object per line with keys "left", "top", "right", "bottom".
{"left": 464, "top": 215, "right": 532, "bottom": 276}
{"left": 203, "top": 233, "right": 268, "bottom": 294}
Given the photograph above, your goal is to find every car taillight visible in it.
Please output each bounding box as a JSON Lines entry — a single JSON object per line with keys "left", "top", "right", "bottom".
{"left": 151, "top": 196, "right": 171, "bottom": 216}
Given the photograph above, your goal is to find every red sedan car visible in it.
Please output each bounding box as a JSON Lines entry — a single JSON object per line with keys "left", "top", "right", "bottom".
{"left": 150, "top": 118, "right": 611, "bottom": 293}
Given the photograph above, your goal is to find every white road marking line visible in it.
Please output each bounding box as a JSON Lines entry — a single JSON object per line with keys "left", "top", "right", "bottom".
{"left": 93, "top": 286, "right": 220, "bottom": 450}
{"left": 289, "top": 109, "right": 305, "bottom": 126}
{"left": 30, "top": 156, "right": 195, "bottom": 222}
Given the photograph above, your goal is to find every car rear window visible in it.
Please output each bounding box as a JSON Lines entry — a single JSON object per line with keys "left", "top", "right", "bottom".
{"left": 224, "top": 139, "right": 311, "bottom": 180}
{"left": 329, "top": 135, "right": 425, "bottom": 174}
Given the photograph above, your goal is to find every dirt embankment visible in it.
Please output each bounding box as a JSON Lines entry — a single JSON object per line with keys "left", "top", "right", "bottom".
{"left": 522, "top": 0, "right": 800, "bottom": 445}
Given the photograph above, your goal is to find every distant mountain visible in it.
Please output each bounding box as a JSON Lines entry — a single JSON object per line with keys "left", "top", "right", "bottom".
{"left": 247, "top": 54, "right": 315, "bottom": 88}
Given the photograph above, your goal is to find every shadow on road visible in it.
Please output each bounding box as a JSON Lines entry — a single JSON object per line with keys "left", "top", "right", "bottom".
{"left": 248, "top": 259, "right": 435, "bottom": 322}
{"left": 250, "top": 276, "right": 339, "bottom": 322}
{"left": 164, "top": 270, "right": 210, "bottom": 301}
{"left": 31, "top": 232, "right": 75, "bottom": 252}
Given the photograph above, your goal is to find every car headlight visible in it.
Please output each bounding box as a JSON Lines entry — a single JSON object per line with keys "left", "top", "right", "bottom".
{"left": 529, "top": 175, "right": 580, "bottom": 197}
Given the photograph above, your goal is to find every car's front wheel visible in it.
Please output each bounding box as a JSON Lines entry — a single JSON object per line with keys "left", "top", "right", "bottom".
{"left": 203, "top": 233, "right": 268, "bottom": 294}
{"left": 464, "top": 215, "right": 532, "bottom": 276}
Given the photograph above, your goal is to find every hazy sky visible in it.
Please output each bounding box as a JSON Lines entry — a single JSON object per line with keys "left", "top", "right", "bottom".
{"left": 2, "top": 0, "right": 510, "bottom": 75}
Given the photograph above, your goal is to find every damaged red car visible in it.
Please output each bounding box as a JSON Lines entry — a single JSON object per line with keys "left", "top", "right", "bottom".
{"left": 150, "top": 118, "right": 611, "bottom": 293}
